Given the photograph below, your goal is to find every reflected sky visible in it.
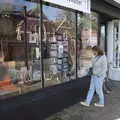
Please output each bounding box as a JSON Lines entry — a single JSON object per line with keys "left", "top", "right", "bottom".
{"left": 43, "top": 5, "right": 60, "bottom": 20}
{"left": 0, "top": 0, "right": 36, "bottom": 10}
{"left": 0, "top": 0, "right": 60, "bottom": 20}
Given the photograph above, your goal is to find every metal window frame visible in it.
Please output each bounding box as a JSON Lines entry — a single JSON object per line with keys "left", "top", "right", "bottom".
{"left": 40, "top": 2, "right": 45, "bottom": 88}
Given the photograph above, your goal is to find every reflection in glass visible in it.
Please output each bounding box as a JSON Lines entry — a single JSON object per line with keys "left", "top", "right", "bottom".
{"left": 43, "top": 5, "right": 76, "bottom": 87}
{"left": 0, "top": 0, "right": 42, "bottom": 99}
{"left": 77, "top": 12, "right": 98, "bottom": 77}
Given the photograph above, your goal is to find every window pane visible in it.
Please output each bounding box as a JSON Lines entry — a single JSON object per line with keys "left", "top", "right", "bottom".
{"left": 0, "top": 0, "right": 42, "bottom": 99}
{"left": 77, "top": 12, "right": 98, "bottom": 77}
{"left": 43, "top": 5, "right": 76, "bottom": 87}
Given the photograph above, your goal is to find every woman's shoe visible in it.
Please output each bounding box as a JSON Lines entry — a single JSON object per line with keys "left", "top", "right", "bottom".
{"left": 94, "top": 103, "right": 104, "bottom": 107}
{"left": 80, "top": 101, "right": 90, "bottom": 107}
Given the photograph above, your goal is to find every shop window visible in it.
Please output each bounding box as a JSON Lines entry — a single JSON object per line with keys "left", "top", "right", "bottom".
{"left": 42, "top": 5, "right": 76, "bottom": 87}
{"left": 0, "top": 0, "right": 42, "bottom": 99}
{"left": 77, "top": 12, "right": 98, "bottom": 77}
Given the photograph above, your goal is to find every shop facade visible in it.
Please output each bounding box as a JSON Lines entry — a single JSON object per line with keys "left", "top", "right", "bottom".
{"left": 0, "top": 0, "right": 99, "bottom": 99}
{"left": 0, "top": 0, "right": 120, "bottom": 100}
{"left": 0, "top": 0, "right": 120, "bottom": 119}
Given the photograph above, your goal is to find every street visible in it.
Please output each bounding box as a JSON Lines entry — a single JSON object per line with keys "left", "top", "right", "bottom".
{"left": 46, "top": 85, "right": 120, "bottom": 120}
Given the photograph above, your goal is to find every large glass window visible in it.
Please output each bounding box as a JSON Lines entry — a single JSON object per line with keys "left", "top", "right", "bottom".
{"left": 0, "top": 0, "right": 97, "bottom": 99}
{"left": 42, "top": 5, "right": 76, "bottom": 87}
{"left": 77, "top": 12, "right": 98, "bottom": 77}
{"left": 0, "top": 0, "right": 42, "bottom": 99}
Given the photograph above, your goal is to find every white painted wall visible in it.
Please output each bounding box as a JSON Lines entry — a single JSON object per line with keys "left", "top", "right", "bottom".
{"left": 108, "top": 20, "right": 120, "bottom": 81}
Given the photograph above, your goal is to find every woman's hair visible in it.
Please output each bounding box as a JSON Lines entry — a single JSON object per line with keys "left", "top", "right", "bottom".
{"left": 92, "top": 46, "right": 104, "bottom": 56}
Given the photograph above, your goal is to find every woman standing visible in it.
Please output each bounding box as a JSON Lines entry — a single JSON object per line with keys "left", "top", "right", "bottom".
{"left": 80, "top": 46, "right": 107, "bottom": 107}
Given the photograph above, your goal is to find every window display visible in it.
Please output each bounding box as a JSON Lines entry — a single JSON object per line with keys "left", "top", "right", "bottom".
{"left": 0, "top": 0, "right": 42, "bottom": 99}
{"left": 43, "top": 5, "right": 76, "bottom": 86}
{"left": 0, "top": 0, "right": 94, "bottom": 100}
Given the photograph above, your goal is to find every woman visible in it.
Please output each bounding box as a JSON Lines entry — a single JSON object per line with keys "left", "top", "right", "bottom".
{"left": 80, "top": 46, "right": 107, "bottom": 107}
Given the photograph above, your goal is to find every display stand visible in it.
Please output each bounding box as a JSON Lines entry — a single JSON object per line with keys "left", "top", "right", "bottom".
{"left": 28, "top": 30, "right": 42, "bottom": 82}
{"left": 46, "top": 32, "right": 70, "bottom": 82}
{"left": 48, "top": 33, "right": 58, "bottom": 81}
{"left": 56, "top": 33, "right": 70, "bottom": 81}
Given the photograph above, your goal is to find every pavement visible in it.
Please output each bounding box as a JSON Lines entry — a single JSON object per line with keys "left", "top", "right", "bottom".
{"left": 46, "top": 85, "right": 120, "bottom": 120}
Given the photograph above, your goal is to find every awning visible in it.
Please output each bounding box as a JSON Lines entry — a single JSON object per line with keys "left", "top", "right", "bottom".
{"left": 91, "top": 0, "right": 120, "bottom": 19}
{"left": 105, "top": 0, "right": 120, "bottom": 8}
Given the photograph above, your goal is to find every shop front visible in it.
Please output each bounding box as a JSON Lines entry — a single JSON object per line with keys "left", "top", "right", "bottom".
{"left": 1, "top": 0, "right": 120, "bottom": 119}
{"left": 1, "top": 0, "right": 119, "bottom": 107}
{"left": 0, "top": 0, "right": 97, "bottom": 99}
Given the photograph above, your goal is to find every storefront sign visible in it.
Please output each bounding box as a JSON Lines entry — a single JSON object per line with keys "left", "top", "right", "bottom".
{"left": 43, "top": 0, "right": 91, "bottom": 13}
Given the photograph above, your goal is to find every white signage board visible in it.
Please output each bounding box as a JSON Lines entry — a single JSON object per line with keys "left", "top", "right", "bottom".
{"left": 43, "top": 0, "right": 91, "bottom": 13}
